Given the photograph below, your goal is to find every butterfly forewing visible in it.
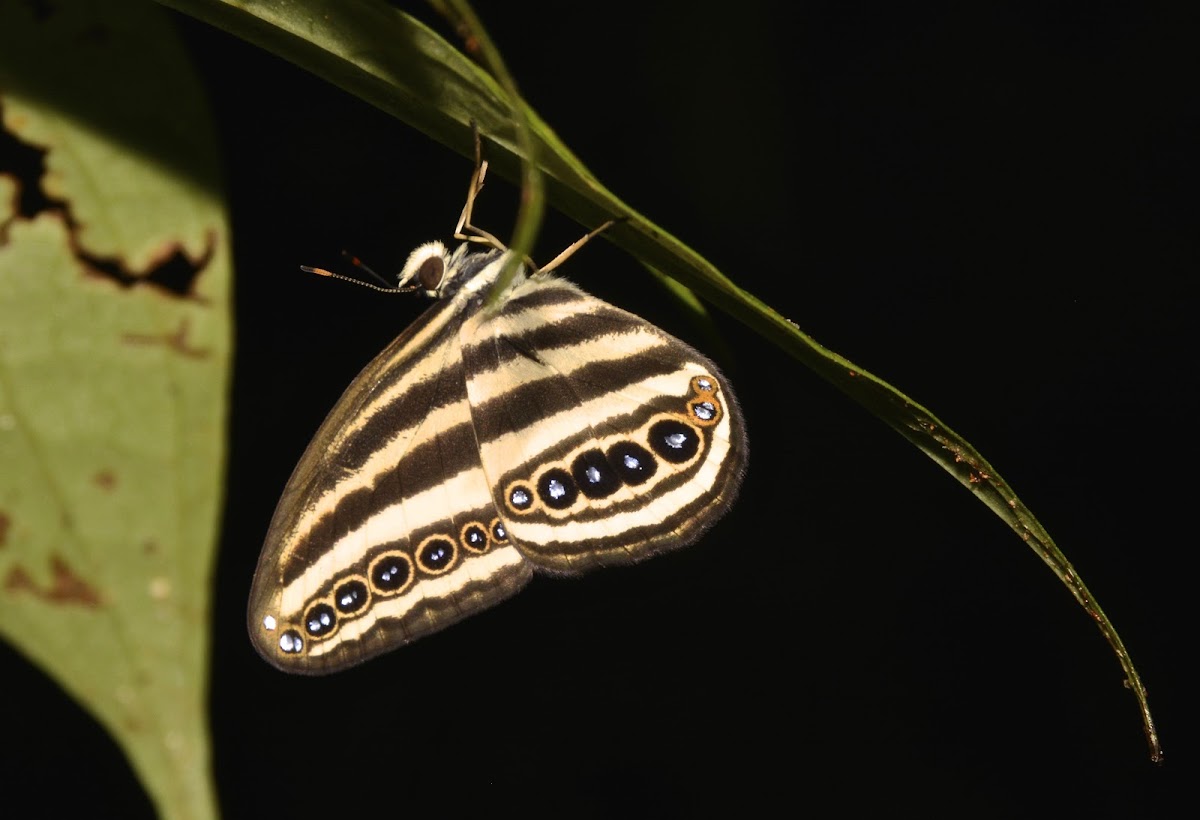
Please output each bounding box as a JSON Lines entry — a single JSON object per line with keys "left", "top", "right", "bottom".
{"left": 250, "top": 244, "right": 746, "bottom": 673}
{"left": 248, "top": 251, "right": 534, "bottom": 673}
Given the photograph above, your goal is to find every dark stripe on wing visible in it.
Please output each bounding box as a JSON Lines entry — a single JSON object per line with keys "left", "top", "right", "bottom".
{"left": 280, "top": 415, "right": 483, "bottom": 583}
{"left": 499, "top": 279, "right": 589, "bottom": 313}
{"left": 470, "top": 353, "right": 688, "bottom": 443}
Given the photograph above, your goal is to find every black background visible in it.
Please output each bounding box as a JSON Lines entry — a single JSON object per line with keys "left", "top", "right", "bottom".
{"left": 2, "top": 1, "right": 1192, "bottom": 816}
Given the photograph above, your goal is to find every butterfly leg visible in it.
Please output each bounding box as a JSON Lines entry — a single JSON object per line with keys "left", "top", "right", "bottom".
{"left": 453, "top": 126, "right": 508, "bottom": 252}
{"left": 453, "top": 124, "right": 625, "bottom": 274}
{"left": 538, "top": 218, "right": 621, "bottom": 274}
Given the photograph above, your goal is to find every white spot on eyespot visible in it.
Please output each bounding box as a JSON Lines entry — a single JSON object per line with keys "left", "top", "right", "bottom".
{"left": 279, "top": 632, "right": 303, "bottom": 653}
{"left": 263, "top": 615, "right": 277, "bottom": 630}
{"left": 548, "top": 479, "right": 566, "bottom": 499}
{"left": 623, "top": 454, "right": 640, "bottom": 469}
{"left": 308, "top": 610, "right": 332, "bottom": 631}
{"left": 585, "top": 466, "right": 601, "bottom": 484}
{"left": 666, "top": 433, "right": 687, "bottom": 449}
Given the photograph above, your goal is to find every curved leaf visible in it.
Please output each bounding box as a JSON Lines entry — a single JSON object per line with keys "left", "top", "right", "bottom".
{"left": 0, "top": 2, "right": 230, "bottom": 817}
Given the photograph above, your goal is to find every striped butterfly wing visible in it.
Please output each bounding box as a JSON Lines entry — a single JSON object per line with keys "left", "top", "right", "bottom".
{"left": 248, "top": 252, "right": 533, "bottom": 673}
{"left": 463, "top": 274, "right": 747, "bottom": 573}
{"left": 249, "top": 243, "right": 747, "bottom": 674}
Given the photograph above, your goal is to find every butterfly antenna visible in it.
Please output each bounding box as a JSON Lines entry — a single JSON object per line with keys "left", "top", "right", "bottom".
{"left": 300, "top": 253, "right": 415, "bottom": 294}
{"left": 339, "top": 250, "right": 397, "bottom": 288}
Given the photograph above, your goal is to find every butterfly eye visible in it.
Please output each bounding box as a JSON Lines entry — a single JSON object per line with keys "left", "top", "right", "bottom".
{"left": 416, "top": 255, "right": 445, "bottom": 290}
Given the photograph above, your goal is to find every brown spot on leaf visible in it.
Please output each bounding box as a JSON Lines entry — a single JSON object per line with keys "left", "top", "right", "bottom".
{"left": 93, "top": 469, "right": 117, "bottom": 491}
{"left": 79, "top": 229, "right": 218, "bottom": 301}
{"left": 4, "top": 554, "right": 103, "bottom": 607}
{"left": 122, "top": 318, "right": 210, "bottom": 359}
{"left": 0, "top": 511, "right": 10, "bottom": 547}
{"left": 0, "top": 104, "right": 55, "bottom": 225}
{"left": 4, "top": 565, "right": 33, "bottom": 591}
{"left": 2, "top": 101, "right": 218, "bottom": 296}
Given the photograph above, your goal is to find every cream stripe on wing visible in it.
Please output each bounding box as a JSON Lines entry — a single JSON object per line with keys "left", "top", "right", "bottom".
{"left": 293, "top": 397, "right": 472, "bottom": 537}
{"left": 333, "top": 317, "right": 460, "bottom": 443}
{"left": 464, "top": 327, "right": 671, "bottom": 403}
{"left": 279, "top": 465, "right": 494, "bottom": 615}
{"left": 477, "top": 365, "right": 711, "bottom": 467}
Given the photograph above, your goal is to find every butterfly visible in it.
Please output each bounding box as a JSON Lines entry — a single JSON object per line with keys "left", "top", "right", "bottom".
{"left": 248, "top": 157, "right": 748, "bottom": 673}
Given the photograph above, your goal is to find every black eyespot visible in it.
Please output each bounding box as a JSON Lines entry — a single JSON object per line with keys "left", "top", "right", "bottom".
{"left": 491, "top": 519, "right": 509, "bottom": 543}
{"left": 417, "top": 536, "right": 457, "bottom": 574}
{"left": 537, "top": 467, "right": 578, "bottom": 510}
{"left": 371, "top": 552, "right": 413, "bottom": 593}
{"left": 649, "top": 419, "right": 700, "bottom": 463}
{"left": 279, "top": 630, "right": 304, "bottom": 654}
{"left": 417, "top": 255, "right": 445, "bottom": 290}
{"left": 304, "top": 603, "right": 336, "bottom": 638}
{"left": 571, "top": 449, "right": 621, "bottom": 499}
{"left": 509, "top": 484, "right": 534, "bottom": 512}
{"left": 608, "top": 441, "right": 657, "bottom": 485}
{"left": 334, "top": 579, "right": 368, "bottom": 614}
{"left": 691, "top": 400, "right": 718, "bottom": 422}
{"left": 462, "top": 523, "right": 489, "bottom": 553}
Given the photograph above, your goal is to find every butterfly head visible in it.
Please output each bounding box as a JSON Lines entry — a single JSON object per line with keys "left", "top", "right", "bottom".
{"left": 396, "top": 241, "right": 518, "bottom": 301}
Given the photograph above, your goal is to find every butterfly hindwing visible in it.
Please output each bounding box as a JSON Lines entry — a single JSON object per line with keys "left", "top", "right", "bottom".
{"left": 463, "top": 274, "right": 747, "bottom": 573}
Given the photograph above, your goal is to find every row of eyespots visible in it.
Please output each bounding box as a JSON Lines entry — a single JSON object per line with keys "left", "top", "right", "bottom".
{"left": 503, "top": 374, "right": 725, "bottom": 517}
{"left": 278, "top": 518, "right": 510, "bottom": 653}
{"left": 687, "top": 375, "right": 723, "bottom": 427}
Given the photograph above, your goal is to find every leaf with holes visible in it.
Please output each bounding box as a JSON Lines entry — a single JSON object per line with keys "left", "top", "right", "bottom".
{"left": 0, "top": 2, "right": 229, "bottom": 818}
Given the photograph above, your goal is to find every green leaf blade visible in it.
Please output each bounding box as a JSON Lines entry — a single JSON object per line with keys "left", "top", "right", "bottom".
{"left": 0, "top": 1, "right": 230, "bottom": 816}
